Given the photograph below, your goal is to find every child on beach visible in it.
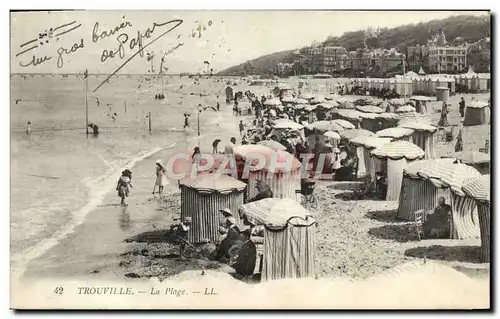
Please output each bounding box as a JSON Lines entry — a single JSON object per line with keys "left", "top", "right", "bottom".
{"left": 153, "top": 160, "right": 168, "bottom": 196}
{"left": 239, "top": 120, "right": 245, "bottom": 138}
{"left": 183, "top": 113, "right": 190, "bottom": 130}
{"left": 26, "top": 121, "right": 32, "bottom": 135}
{"left": 116, "top": 169, "right": 133, "bottom": 206}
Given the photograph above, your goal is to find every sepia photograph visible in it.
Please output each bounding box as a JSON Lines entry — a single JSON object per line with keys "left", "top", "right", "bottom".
{"left": 9, "top": 8, "right": 491, "bottom": 309}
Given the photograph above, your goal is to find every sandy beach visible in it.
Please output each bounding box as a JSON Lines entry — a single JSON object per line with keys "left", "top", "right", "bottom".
{"left": 15, "top": 79, "right": 490, "bottom": 287}
{"left": 77, "top": 91, "right": 491, "bottom": 283}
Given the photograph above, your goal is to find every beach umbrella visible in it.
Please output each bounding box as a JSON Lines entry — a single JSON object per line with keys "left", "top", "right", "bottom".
{"left": 258, "top": 140, "right": 287, "bottom": 151}
{"left": 273, "top": 119, "right": 304, "bottom": 130}
{"left": 323, "top": 130, "right": 341, "bottom": 140}
{"left": 304, "top": 105, "right": 318, "bottom": 112}
{"left": 300, "top": 93, "right": 314, "bottom": 100}
{"left": 281, "top": 96, "right": 296, "bottom": 104}
{"left": 233, "top": 144, "right": 273, "bottom": 161}
{"left": 349, "top": 136, "right": 392, "bottom": 149}
{"left": 395, "top": 105, "right": 416, "bottom": 113}
{"left": 316, "top": 102, "right": 335, "bottom": 110}
{"left": 468, "top": 101, "right": 489, "bottom": 108}
{"left": 410, "top": 96, "right": 433, "bottom": 101}
{"left": 399, "top": 121, "right": 437, "bottom": 132}
{"left": 442, "top": 151, "right": 490, "bottom": 165}
{"left": 306, "top": 121, "right": 344, "bottom": 133}
{"left": 331, "top": 119, "right": 356, "bottom": 129}
{"left": 293, "top": 104, "right": 308, "bottom": 110}
{"left": 294, "top": 98, "right": 309, "bottom": 104}
{"left": 264, "top": 98, "right": 282, "bottom": 106}
{"left": 337, "top": 100, "right": 356, "bottom": 109}
{"left": 239, "top": 198, "right": 314, "bottom": 229}
{"left": 332, "top": 109, "right": 363, "bottom": 121}
{"left": 376, "top": 127, "right": 414, "bottom": 139}
{"left": 403, "top": 158, "right": 456, "bottom": 179}
{"left": 339, "top": 128, "right": 374, "bottom": 141}
{"left": 356, "top": 105, "right": 384, "bottom": 114}
{"left": 462, "top": 175, "right": 490, "bottom": 203}
{"left": 416, "top": 161, "right": 481, "bottom": 196}
{"left": 389, "top": 98, "right": 406, "bottom": 106}
{"left": 309, "top": 96, "right": 325, "bottom": 104}
{"left": 371, "top": 140, "right": 425, "bottom": 161}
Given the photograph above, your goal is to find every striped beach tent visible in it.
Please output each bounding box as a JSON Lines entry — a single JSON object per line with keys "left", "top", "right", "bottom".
{"left": 233, "top": 145, "right": 302, "bottom": 201}
{"left": 371, "top": 141, "right": 425, "bottom": 201}
{"left": 399, "top": 121, "right": 438, "bottom": 159}
{"left": 397, "top": 158, "right": 456, "bottom": 221}
{"left": 331, "top": 119, "right": 356, "bottom": 130}
{"left": 376, "top": 127, "right": 415, "bottom": 142}
{"left": 340, "top": 129, "right": 375, "bottom": 178}
{"left": 239, "top": 198, "right": 316, "bottom": 282}
{"left": 464, "top": 100, "right": 490, "bottom": 126}
{"left": 416, "top": 162, "right": 482, "bottom": 240}
{"left": 350, "top": 136, "right": 392, "bottom": 183}
{"left": 305, "top": 121, "right": 345, "bottom": 134}
{"left": 462, "top": 175, "right": 490, "bottom": 262}
{"left": 179, "top": 173, "right": 247, "bottom": 244}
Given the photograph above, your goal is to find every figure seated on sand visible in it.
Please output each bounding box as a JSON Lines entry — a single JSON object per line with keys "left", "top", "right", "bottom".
{"left": 229, "top": 226, "right": 257, "bottom": 281}
{"left": 423, "top": 197, "right": 452, "bottom": 239}
{"left": 215, "top": 209, "right": 242, "bottom": 262}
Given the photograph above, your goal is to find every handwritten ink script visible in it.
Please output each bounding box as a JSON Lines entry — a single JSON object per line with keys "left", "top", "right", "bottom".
{"left": 14, "top": 15, "right": 215, "bottom": 91}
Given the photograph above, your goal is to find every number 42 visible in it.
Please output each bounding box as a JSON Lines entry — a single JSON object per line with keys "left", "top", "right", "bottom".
{"left": 53, "top": 287, "right": 64, "bottom": 294}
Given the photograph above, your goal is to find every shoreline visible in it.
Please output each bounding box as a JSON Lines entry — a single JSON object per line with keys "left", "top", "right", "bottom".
{"left": 16, "top": 101, "right": 241, "bottom": 283}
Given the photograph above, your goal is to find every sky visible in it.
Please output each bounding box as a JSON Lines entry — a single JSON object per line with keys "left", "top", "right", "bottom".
{"left": 10, "top": 10, "right": 488, "bottom": 74}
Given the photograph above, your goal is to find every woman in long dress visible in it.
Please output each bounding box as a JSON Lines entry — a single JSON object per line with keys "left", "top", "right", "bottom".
{"left": 438, "top": 101, "right": 450, "bottom": 127}
{"left": 153, "top": 160, "right": 168, "bottom": 196}
{"left": 117, "top": 169, "right": 133, "bottom": 205}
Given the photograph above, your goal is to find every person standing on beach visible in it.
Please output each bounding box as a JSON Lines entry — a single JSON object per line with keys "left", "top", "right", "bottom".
{"left": 26, "top": 121, "right": 32, "bottom": 135}
{"left": 116, "top": 169, "right": 133, "bottom": 206}
{"left": 153, "top": 160, "right": 168, "bottom": 196}
{"left": 225, "top": 137, "right": 236, "bottom": 154}
{"left": 183, "top": 113, "right": 190, "bottom": 130}
{"left": 216, "top": 102, "right": 220, "bottom": 112}
{"left": 438, "top": 101, "right": 450, "bottom": 127}
{"left": 239, "top": 120, "right": 245, "bottom": 138}
{"left": 459, "top": 97, "right": 466, "bottom": 118}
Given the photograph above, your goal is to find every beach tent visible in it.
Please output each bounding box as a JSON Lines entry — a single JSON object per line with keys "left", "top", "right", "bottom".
{"left": 371, "top": 141, "right": 425, "bottom": 201}
{"left": 418, "top": 66, "right": 426, "bottom": 75}
{"left": 398, "top": 121, "right": 438, "bottom": 159}
{"left": 264, "top": 98, "right": 282, "bottom": 107}
{"left": 442, "top": 151, "right": 490, "bottom": 175}
{"left": 258, "top": 140, "right": 287, "bottom": 151}
{"left": 239, "top": 198, "right": 316, "bottom": 281}
{"left": 409, "top": 96, "right": 432, "bottom": 114}
{"left": 339, "top": 129, "right": 375, "bottom": 177}
{"left": 179, "top": 173, "right": 246, "bottom": 244}
{"left": 395, "top": 105, "right": 417, "bottom": 113}
{"left": 233, "top": 145, "right": 302, "bottom": 201}
{"left": 397, "top": 158, "right": 456, "bottom": 221}
{"left": 330, "top": 109, "right": 363, "bottom": 128}
{"left": 463, "top": 101, "right": 490, "bottom": 126}
{"left": 462, "top": 175, "right": 491, "bottom": 262}
{"left": 350, "top": 136, "right": 392, "bottom": 183}
{"left": 415, "top": 161, "right": 481, "bottom": 240}
{"left": 376, "top": 127, "right": 415, "bottom": 142}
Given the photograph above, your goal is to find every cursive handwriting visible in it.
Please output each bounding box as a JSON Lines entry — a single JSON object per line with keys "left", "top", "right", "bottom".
{"left": 92, "top": 17, "right": 132, "bottom": 43}
{"left": 19, "top": 54, "right": 52, "bottom": 68}
{"left": 56, "top": 38, "right": 84, "bottom": 68}
{"left": 94, "top": 19, "right": 183, "bottom": 92}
